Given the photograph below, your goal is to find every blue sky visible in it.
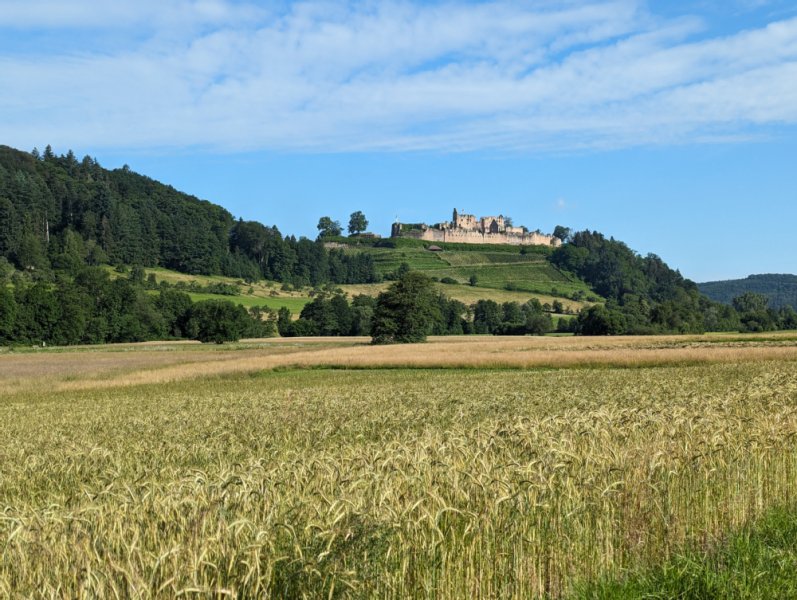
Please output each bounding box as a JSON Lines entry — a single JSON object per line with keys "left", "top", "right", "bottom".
{"left": 1, "top": 0, "right": 796, "bottom": 281}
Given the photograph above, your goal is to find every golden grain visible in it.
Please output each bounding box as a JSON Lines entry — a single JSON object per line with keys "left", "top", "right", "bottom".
{"left": 1, "top": 337, "right": 796, "bottom": 597}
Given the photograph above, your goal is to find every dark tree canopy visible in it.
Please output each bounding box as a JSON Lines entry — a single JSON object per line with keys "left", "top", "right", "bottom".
{"left": 699, "top": 274, "right": 797, "bottom": 311}
{"left": 187, "top": 300, "right": 250, "bottom": 344}
{"left": 0, "top": 266, "right": 275, "bottom": 346}
{"left": 371, "top": 271, "right": 441, "bottom": 344}
{"left": 472, "top": 298, "right": 551, "bottom": 335}
{"left": 0, "top": 145, "right": 380, "bottom": 287}
{"left": 552, "top": 225, "right": 571, "bottom": 243}
{"left": 317, "top": 216, "right": 342, "bottom": 239}
{"left": 551, "top": 230, "right": 747, "bottom": 335}
{"left": 732, "top": 292, "right": 770, "bottom": 314}
{"left": 278, "top": 291, "right": 379, "bottom": 338}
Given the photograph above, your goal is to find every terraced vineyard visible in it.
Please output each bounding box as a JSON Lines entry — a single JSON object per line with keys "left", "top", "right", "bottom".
{"left": 348, "top": 244, "right": 595, "bottom": 298}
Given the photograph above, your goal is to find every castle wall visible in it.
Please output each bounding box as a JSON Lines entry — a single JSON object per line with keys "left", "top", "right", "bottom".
{"left": 393, "top": 211, "right": 562, "bottom": 247}
{"left": 404, "top": 228, "right": 560, "bottom": 247}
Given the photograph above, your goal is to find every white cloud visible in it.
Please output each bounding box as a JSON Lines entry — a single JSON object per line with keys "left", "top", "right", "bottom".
{"left": 1, "top": 0, "right": 796, "bottom": 153}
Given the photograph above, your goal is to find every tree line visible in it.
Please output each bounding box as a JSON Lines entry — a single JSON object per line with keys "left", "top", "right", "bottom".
{"left": 278, "top": 271, "right": 553, "bottom": 341}
{"left": 316, "top": 211, "right": 369, "bottom": 238}
{"left": 0, "top": 267, "right": 275, "bottom": 346}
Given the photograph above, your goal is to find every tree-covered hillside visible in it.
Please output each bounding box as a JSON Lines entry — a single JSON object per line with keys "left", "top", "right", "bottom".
{"left": 551, "top": 231, "right": 747, "bottom": 334}
{"left": 2, "top": 143, "right": 795, "bottom": 344}
{"left": 699, "top": 274, "right": 797, "bottom": 310}
{"left": 0, "top": 145, "right": 378, "bottom": 286}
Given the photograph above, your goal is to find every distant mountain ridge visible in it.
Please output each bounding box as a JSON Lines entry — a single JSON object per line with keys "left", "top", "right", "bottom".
{"left": 699, "top": 274, "right": 797, "bottom": 310}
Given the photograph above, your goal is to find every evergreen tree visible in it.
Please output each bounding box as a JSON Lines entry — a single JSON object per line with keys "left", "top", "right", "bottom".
{"left": 54, "top": 229, "right": 86, "bottom": 274}
{"left": 473, "top": 300, "right": 502, "bottom": 334}
{"left": 350, "top": 294, "right": 376, "bottom": 336}
{"left": 156, "top": 290, "right": 194, "bottom": 338}
{"left": 0, "top": 197, "right": 18, "bottom": 256}
{"left": 13, "top": 282, "right": 59, "bottom": 343}
{"left": 575, "top": 305, "right": 626, "bottom": 336}
{"left": 299, "top": 293, "right": 342, "bottom": 336}
{"left": 0, "top": 285, "right": 15, "bottom": 342}
{"left": 277, "top": 307, "right": 292, "bottom": 336}
{"left": 51, "top": 282, "right": 89, "bottom": 345}
{"left": 16, "top": 231, "right": 49, "bottom": 272}
{"left": 733, "top": 292, "right": 775, "bottom": 332}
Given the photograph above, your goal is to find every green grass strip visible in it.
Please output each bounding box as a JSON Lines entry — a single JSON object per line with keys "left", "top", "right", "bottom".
{"left": 576, "top": 506, "right": 797, "bottom": 599}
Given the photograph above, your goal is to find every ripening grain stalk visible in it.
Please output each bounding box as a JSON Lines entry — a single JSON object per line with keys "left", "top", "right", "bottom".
{"left": 1, "top": 339, "right": 796, "bottom": 597}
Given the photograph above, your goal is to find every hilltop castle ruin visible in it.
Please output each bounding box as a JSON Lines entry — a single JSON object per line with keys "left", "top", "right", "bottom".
{"left": 391, "top": 209, "right": 561, "bottom": 247}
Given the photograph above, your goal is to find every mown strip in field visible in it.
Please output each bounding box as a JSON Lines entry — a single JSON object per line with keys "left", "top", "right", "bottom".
{"left": 3, "top": 334, "right": 797, "bottom": 394}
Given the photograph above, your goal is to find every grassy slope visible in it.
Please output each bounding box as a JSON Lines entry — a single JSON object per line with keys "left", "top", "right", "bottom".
{"left": 181, "top": 291, "right": 308, "bottom": 313}
{"left": 110, "top": 250, "right": 597, "bottom": 315}
{"left": 578, "top": 506, "right": 797, "bottom": 599}
{"left": 110, "top": 267, "right": 312, "bottom": 314}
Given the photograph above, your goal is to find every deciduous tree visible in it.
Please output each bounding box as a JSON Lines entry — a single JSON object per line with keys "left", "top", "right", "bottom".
{"left": 348, "top": 211, "right": 368, "bottom": 236}
{"left": 316, "top": 216, "right": 342, "bottom": 238}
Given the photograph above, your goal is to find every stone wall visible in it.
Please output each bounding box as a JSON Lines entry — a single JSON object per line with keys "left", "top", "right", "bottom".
{"left": 393, "top": 225, "right": 561, "bottom": 247}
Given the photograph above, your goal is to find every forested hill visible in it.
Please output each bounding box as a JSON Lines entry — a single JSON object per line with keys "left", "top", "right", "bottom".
{"left": 0, "top": 144, "right": 378, "bottom": 285}
{"left": 699, "top": 275, "right": 797, "bottom": 310}
{"left": 3, "top": 143, "right": 794, "bottom": 339}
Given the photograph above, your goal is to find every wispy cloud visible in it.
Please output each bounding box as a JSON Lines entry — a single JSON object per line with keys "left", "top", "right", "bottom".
{"left": 1, "top": 0, "right": 796, "bottom": 153}
{"left": 0, "top": 0, "right": 265, "bottom": 30}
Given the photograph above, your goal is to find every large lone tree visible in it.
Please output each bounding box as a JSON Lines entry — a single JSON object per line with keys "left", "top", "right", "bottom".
{"left": 371, "top": 271, "right": 440, "bottom": 344}
{"left": 348, "top": 211, "right": 368, "bottom": 236}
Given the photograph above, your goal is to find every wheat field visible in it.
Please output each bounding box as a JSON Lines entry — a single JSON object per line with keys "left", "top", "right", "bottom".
{"left": 2, "top": 336, "right": 797, "bottom": 597}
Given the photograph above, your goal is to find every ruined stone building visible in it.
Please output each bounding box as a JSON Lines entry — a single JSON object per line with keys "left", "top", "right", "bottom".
{"left": 391, "top": 209, "right": 561, "bottom": 247}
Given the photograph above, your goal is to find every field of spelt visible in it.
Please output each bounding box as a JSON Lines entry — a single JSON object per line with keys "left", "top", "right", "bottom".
{"left": 2, "top": 335, "right": 797, "bottom": 597}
